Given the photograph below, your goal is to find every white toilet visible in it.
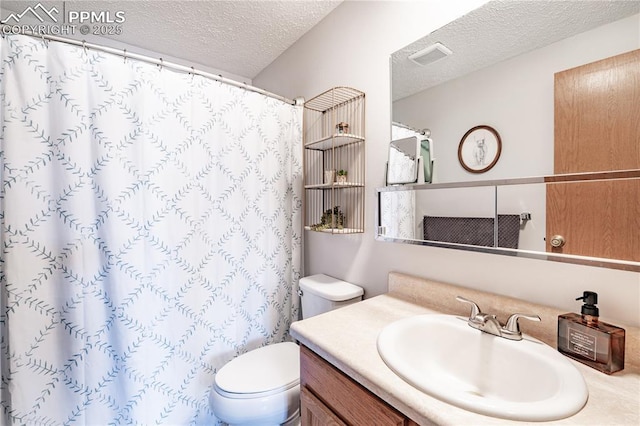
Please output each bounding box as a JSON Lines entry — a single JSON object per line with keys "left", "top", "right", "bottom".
{"left": 210, "top": 274, "right": 364, "bottom": 425}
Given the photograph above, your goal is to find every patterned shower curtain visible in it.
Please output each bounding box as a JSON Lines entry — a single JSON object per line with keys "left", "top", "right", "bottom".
{"left": 0, "top": 35, "right": 302, "bottom": 425}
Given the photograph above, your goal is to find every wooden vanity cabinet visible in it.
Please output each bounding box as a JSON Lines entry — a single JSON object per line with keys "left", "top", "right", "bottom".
{"left": 300, "top": 345, "right": 420, "bottom": 426}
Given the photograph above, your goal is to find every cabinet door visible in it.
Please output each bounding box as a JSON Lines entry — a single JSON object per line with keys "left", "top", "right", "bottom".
{"left": 301, "top": 386, "right": 347, "bottom": 426}
{"left": 300, "top": 345, "right": 408, "bottom": 426}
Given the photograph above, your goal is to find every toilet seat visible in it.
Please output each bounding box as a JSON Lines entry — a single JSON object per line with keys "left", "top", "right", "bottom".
{"left": 210, "top": 342, "right": 301, "bottom": 425}
{"left": 214, "top": 341, "right": 300, "bottom": 398}
{"left": 214, "top": 380, "right": 299, "bottom": 399}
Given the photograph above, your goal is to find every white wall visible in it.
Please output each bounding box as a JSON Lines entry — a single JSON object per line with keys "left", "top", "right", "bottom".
{"left": 254, "top": 1, "right": 640, "bottom": 326}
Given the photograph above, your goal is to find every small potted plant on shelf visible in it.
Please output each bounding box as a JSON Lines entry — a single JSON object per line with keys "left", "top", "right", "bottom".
{"left": 336, "top": 169, "right": 348, "bottom": 184}
{"left": 310, "top": 206, "right": 345, "bottom": 231}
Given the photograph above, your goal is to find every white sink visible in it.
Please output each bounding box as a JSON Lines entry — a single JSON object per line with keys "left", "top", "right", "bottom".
{"left": 377, "top": 314, "right": 588, "bottom": 421}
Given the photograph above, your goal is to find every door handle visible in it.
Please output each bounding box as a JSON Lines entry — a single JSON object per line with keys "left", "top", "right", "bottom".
{"left": 550, "top": 235, "right": 566, "bottom": 248}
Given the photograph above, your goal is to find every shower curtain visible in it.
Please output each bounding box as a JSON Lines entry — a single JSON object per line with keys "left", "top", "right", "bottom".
{"left": 0, "top": 35, "right": 302, "bottom": 425}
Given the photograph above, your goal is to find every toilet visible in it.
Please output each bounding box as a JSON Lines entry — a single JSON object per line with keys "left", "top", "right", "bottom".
{"left": 210, "top": 274, "right": 364, "bottom": 425}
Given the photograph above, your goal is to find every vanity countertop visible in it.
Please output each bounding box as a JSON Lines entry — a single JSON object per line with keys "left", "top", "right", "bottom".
{"left": 290, "top": 272, "right": 640, "bottom": 425}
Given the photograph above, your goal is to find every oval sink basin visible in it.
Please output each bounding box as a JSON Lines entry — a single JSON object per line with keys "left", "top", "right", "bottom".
{"left": 377, "top": 314, "right": 588, "bottom": 421}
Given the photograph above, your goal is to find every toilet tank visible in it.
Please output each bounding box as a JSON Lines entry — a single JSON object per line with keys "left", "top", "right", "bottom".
{"left": 299, "top": 274, "right": 364, "bottom": 319}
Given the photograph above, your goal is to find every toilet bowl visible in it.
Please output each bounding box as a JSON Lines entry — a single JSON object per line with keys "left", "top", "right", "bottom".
{"left": 210, "top": 274, "right": 363, "bottom": 425}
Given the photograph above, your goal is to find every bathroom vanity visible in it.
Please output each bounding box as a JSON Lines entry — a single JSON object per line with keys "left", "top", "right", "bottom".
{"left": 290, "top": 272, "right": 640, "bottom": 425}
{"left": 300, "top": 345, "right": 417, "bottom": 425}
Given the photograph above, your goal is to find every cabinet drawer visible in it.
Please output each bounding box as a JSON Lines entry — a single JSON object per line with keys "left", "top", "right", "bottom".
{"left": 300, "top": 345, "right": 409, "bottom": 426}
{"left": 301, "top": 385, "right": 347, "bottom": 426}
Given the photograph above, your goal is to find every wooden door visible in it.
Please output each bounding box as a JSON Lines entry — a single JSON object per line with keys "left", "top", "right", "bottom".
{"left": 546, "top": 179, "right": 640, "bottom": 261}
{"left": 554, "top": 49, "right": 640, "bottom": 173}
{"left": 549, "top": 50, "right": 640, "bottom": 260}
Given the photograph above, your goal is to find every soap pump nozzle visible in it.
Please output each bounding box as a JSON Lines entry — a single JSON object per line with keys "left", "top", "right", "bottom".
{"left": 576, "top": 291, "right": 599, "bottom": 322}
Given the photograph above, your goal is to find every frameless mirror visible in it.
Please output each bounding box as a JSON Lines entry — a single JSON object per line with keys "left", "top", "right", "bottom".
{"left": 376, "top": 173, "right": 640, "bottom": 272}
{"left": 416, "top": 186, "right": 496, "bottom": 246}
{"left": 384, "top": 0, "right": 640, "bottom": 270}
{"left": 496, "top": 183, "right": 545, "bottom": 252}
{"left": 380, "top": 185, "right": 496, "bottom": 242}
{"left": 391, "top": 0, "right": 639, "bottom": 182}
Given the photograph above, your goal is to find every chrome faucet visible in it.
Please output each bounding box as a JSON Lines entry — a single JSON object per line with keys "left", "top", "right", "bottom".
{"left": 456, "top": 296, "right": 541, "bottom": 341}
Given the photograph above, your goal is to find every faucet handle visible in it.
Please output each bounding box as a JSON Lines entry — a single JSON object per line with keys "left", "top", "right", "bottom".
{"left": 456, "top": 296, "right": 482, "bottom": 319}
{"left": 504, "top": 313, "right": 541, "bottom": 334}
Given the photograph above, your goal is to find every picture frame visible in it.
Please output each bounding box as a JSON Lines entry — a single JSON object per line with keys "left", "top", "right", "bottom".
{"left": 457, "top": 125, "right": 502, "bottom": 173}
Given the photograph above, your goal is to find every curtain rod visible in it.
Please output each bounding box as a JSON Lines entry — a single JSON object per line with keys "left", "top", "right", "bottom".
{"left": 392, "top": 121, "right": 428, "bottom": 136}
{"left": 1, "top": 27, "right": 297, "bottom": 106}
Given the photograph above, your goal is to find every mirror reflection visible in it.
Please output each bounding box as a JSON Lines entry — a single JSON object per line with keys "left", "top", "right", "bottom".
{"left": 391, "top": 0, "right": 639, "bottom": 182}
{"left": 379, "top": 185, "right": 530, "bottom": 249}
{"left": 388, "top": 123, "right": 434, "bottom": 184}
{"left": 386, "top": 136, "right": 419, "bottom": 185}
{"left": 377, "top": 174, "right": 640, "bottom": 270}
{"left": 496, "top": 184, "right": 545, "bottom": 252}
{"left": 416, "top": 186, "right": 497, "bottom": 246}
{"left": 384, "top": 0, "right": 640, "bottom": 270}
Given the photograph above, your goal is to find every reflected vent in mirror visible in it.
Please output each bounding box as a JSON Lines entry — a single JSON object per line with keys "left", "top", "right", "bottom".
{"left": 408, "top": 42, "right": 452, "bottom": 66}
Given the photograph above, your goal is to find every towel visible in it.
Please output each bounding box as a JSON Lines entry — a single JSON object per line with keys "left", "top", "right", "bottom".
{"left": 423, "top": 215, "right": 520, "bottom": 248}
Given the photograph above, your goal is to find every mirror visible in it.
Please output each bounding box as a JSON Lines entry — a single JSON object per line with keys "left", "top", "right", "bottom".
{"left": 392, "top": 0, "right": 639, "bottom": 181}
{"left": 384, "top": 0, "right": 640, "bottom": 270}
{"left": 376, "top": 173, "right": 640, "bottom": 272}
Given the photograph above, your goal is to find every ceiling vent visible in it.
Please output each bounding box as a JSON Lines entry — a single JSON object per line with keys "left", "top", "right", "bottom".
{"left": 408, "top": 42, "right": 452, "bottom": 66}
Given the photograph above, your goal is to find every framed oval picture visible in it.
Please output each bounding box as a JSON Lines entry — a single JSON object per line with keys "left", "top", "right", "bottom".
{"left": 458, "top": 125, "right": 502, "bottom": 173}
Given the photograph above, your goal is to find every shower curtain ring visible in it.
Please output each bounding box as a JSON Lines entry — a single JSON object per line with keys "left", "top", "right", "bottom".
{"left": 159, "top": 58, "right": 163, "bottom": 70}
{"left": 190, "top": 66, "right": 195, "bottom": 78}
{"left": 123, "top": 48, "right": 127, "bottom": 63}
{"left": 82, "top": 40, "right": 87, "bottom": 54}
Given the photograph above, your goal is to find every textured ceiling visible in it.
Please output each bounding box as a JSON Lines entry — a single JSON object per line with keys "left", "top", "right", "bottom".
{"left": 1, "top": 0, "right": 343, "bottom": 80}
{"left": 392, "top": 0, "right": 640, "bottom": 101}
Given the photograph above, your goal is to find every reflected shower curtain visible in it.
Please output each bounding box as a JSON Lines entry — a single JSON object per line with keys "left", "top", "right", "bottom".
{"left": 0, "top": 35, "right": 302, "bottom": 425}
{"left": 381, "top": 125, "right": 418, "bottom": 239}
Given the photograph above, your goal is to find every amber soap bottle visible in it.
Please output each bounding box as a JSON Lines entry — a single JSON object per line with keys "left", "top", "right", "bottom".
{"left": 558, "top": 291, "right": 625, "bottom": 374}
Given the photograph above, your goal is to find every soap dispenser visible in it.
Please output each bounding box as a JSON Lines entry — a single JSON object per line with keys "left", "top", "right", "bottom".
{"left": 558, "top": 291, "right": 625, "bottom": 374}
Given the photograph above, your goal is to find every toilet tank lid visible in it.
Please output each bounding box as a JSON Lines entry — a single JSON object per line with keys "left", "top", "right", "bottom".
{"left": 299, "top": 274, "right": 364, "bottom": 301}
